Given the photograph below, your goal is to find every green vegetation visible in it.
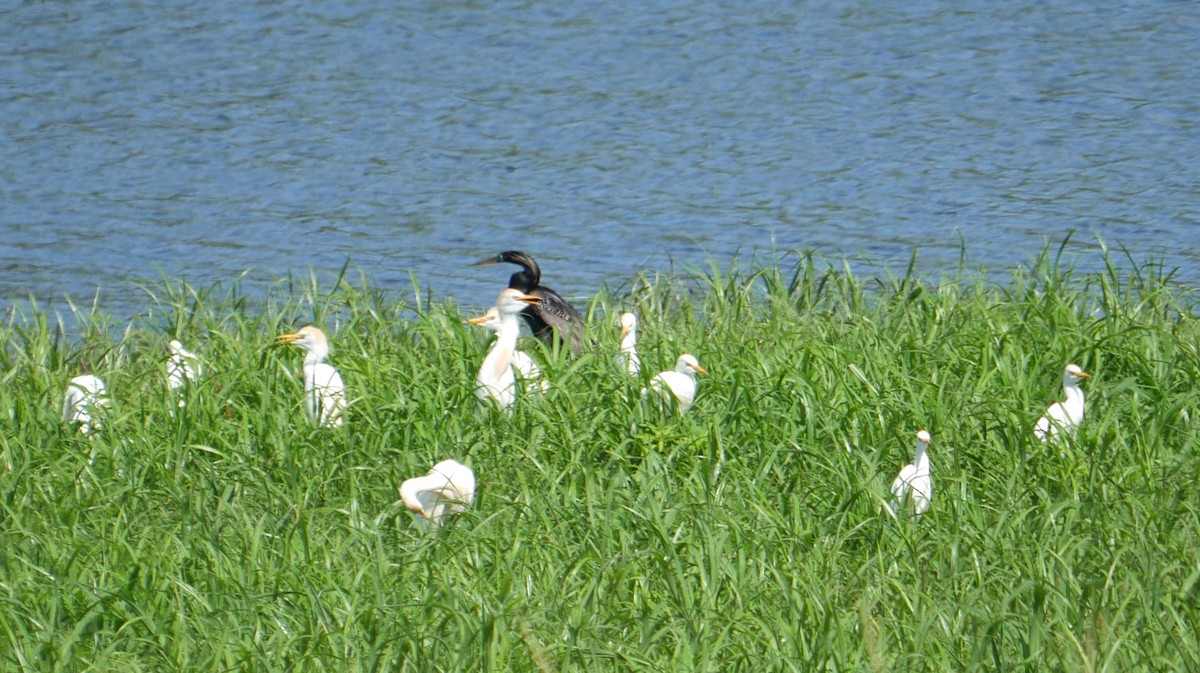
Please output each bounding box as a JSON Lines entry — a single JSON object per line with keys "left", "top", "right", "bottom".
{"left": 2, "top": 246, "right": 1199, "bottom": 672}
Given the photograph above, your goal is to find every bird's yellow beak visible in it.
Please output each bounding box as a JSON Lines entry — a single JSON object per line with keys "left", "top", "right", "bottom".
{"left": 466, "top": 314, "right": 491, "bottom": 325}
{"left": 516, "top": 294, "right": 540, "bottom": 306}
{"left": 275, "top": 332, "right": 302, "bottom": 345}
{"left": 620, "top": 324, "right": 631, "bottom": 338}
{"left": 1077, "top": 371, "right": 1091, "bottom": 379}
{"left": 689, "top": 363, "right": 709, "bottom": 376}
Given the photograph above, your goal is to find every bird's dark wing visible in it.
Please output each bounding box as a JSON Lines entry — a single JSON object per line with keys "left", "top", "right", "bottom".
{"left": 525, "top": 286, "right": 587, "bottom": 351}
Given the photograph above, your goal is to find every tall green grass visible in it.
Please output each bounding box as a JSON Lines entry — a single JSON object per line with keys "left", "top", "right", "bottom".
{"left": 1, "top": 247, "right": 1198, "bottom": 671}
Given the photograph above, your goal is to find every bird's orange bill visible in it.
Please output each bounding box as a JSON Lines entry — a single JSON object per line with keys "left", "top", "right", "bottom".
{"left": 516, "top": 294, "right": 540, "bottom": 305}
{"left": 1077, "top": 371, "right": 1091, "bottom": 379}
{"left": 275, "top": 333, "right": 302, "bottom": 345}
{"left": 466, "top": 314, "right": 491, "bottom": 325}
{"left": 620, "top": 325, "right": 631, "bottom": 338}
{"left": 689, "top": 362, "right": 709, "bottom": 375}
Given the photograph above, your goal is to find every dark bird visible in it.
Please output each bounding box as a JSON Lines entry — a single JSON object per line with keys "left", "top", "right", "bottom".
{"left": 471, "top": 250, "right": 587, "bottom": 352}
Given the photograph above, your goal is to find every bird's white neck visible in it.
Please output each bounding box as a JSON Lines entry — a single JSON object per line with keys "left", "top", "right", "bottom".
{"left": 913, "top": 443, "right": 930, "bottom": 473}
{"left": 484, "top": 312, "right": 522, "bottom": 378}
{"left": 1062, "top": 383, "right": 1085, "bottom": 419}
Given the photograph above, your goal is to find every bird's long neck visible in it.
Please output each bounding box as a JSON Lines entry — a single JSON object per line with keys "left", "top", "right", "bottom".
{"left": 913, "top": 443, "right": 930, "bottom": 473}
{"left": 508, "top": 269, "right": 537, "bottom": 292}
{"left": 1063, "top": 383, "right": 1085, "bottom": 418}
{"left": 484, "top": 313, "right": 521, "bottom": 379}
{"left": 620, "top": 329, "right": 637, "bottom": 353}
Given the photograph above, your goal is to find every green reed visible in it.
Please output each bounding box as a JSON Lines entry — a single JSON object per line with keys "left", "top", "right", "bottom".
{"left": 0, "top": 247, "right": 1197, "bottom": 672}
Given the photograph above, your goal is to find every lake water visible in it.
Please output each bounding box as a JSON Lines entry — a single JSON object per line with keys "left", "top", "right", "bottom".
{"left": 2, "top": 0, "right": 1198, "bottom": 321}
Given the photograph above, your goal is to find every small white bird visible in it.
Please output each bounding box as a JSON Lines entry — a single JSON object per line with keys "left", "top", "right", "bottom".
{"left": 1034, "top": 364, "right": 1090, "bottom": 442}
{"left": 472, "top": 289, "right": 541, "bottom": 414}
{"left": 63, "top": 374, "right": 109, "bottom": 435}
{"left": 166, "top": 339, "right": 201, "bottom": 407}
{"left": 276, "top": 326, "right": 346, "bottom": 428}
{"left": 616, "top": 312, "right": 641, "bottom": 377}
{"left": 399, "top": 459, "right": 477, "bottom": 528}
{"left": 889, "top": 430, "right": 933, "bottom": 520}
{"left": 644, "top": 354, "right": 707, "bottom": 415}
{"left": 467, "top": 306, "right": 549, "bottom": 394}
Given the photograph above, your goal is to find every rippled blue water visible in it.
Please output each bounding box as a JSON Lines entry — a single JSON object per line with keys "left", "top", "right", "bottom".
{"left": 2, "top": 0, "right": 1198, "bottom": 320}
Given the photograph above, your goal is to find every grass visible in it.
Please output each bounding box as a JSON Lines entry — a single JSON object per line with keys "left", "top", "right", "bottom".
{"left": 1, "top": 245, "right": 1199, "bottom": 672}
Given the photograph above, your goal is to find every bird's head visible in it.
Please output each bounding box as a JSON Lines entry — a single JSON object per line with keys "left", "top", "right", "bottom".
{"left": 466, "top": 307, "right": 502, "bottom": 330}
{"left": 275, "top": 325, "right": 328, "bottom": 354}
{"left": 495, "top": 288, "right": 540, "bottom": 314}
{"left": 677, "top": 354, "right": 708, "bottom": 376}
{"left": 471, "top": 251, "right": 541, "bottom": 291}
{"left": 916, "top": 430, "right": 932, "bottom": 445}
{"left": 1065, "top": 364, "right": 1090, "bottom": 384}
{"left": 619, "top": 312, "right": 638, "bottom": 338}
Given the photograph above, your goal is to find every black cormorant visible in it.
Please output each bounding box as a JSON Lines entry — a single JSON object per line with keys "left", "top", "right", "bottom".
{"left": 471, "top": 250, "right": 587, "bottom": 351}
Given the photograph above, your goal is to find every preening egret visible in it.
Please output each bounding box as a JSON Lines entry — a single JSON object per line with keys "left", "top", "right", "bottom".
{"left": 467, "top": 307, "right": 549, "bottom": 393}
{"left": 889, "top": 430, "right": 933, "bottom": 520}
{"left": 471, "top": 250, "right": 586, "bottom": 352}
{"left": 644, "top": 354, "right": 707, "bottom": 415}
{"left": 276, "top": 326, "right": 346, "bottom": 428}
{"left": 1034, "top": 364, "right": 1090, "bottom": 442}
{"left": 400, "top": 459, "right": 476, "bottom": 528}
{"left": 472, "top": 289, "right": 541, "bottom": 413}
{"left": 166, "top": 339, "right": 201, "bottom": 407}
{"left": 63, "top": 374, "right": 109, "bottom": 434}
{"left": 616, "top": 312, "right": 641, "bottom": 377}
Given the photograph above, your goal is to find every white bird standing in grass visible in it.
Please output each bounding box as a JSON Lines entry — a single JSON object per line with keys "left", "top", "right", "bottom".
{"left": 1034, "top": 364, "right": 1090, "bottom": 442}
{"left": 63, "top": 374, "right": 109, "bottom": 435}
{"left": 889, "top": 430, "right": 933, "bottom": 520}
{"left": 644, "top": 354, "right": 707, "bottom": 415}
{"left": 400, "top": 459, "right": 476, "bottom": 528}
{"left": 616, "top": 312, "right": 641, "bottom": 377}
{"left": 471, "top": 288, "right": 541, "bottom": 414}
{"left": 166, "top": 339, "right": 201, "bottom": 407}
{"left": 467, "top": 306, "right": 549, "bottom": 394}
{"left": 276, "top": 326, "right": 346, "bottom": 428}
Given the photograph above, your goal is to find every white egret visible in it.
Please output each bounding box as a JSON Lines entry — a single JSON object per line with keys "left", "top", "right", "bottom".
{"left": 616, "top": 312, "right": 641, "bottom": 377}
{"left": 166, "top": 339, "right": 201, "bottom": 408}
{"left": 472, "top": 288, "right": 540, "bottom": 413}
{"left": 467, "top": 306, "right": 549, "bottom": 393}
{"left": 276, "top": 326, "right": 346, "bottom": 428}
{"left": 399, "top": 459, "right": 476, "bottom": 528}
{"left": 63, "top": 374, "right": 109, "bottom": 434}
{"left": 644, "top": 354, "right": 707, "bottom": 415}
{"left": 889, "top": 430, "right": 933, "bottom": 520}
{"left": 1034, "top": 364, "right": 1090, "bottom": 442}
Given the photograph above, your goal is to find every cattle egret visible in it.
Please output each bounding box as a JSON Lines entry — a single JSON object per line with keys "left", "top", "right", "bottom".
{"left": 616, "top": 312, "right": 641, "bottom": 377}
{"left": 467, "top": 306, "right": 549, "bottom": 393}
{"left": 166, "top": 339, "right": 201, "bottom": 408}
{"left": 63, "top": 374, "right": 109, "bottom": 435}
{"left": 889, "top": 430, "right": 932, "bottom": 520}
{"left": 276, "top": 326, "right": 346, "bottom": 428}
{"left": 400, "top": 459, "right": 476, "bottom": 528}
{"left": 471, "top": 289, "right": 540, "bottom": 413}
{"left": 1034, "top": 364, "right": 1090, "bottom": 442}
{"left": 644, "top": 354, "right": 707, "bottom": 415}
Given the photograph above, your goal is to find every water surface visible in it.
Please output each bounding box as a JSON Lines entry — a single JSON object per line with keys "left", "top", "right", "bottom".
{"left": 2, "top": 0, "right": 1197, "bottom": 320}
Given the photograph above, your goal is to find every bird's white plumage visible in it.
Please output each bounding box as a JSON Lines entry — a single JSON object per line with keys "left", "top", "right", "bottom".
{"left": 644, "top": 353, "right": 707, "bottom": 415}
{"left": 616, "top": 312, "right": 641, "bottom": 377}
{"left": 399, "top": 459, "right": 476, "bottom": 528}
{"left": 166, "top": 339, "right": 201, "bottom": 408}
{"left": 277, "top": 326, "right": 346, "bottom": 428}
{"left": 889, "top": 430, "right": 932, "bottom": 520}
{"left": 471, "top": 289, "right": 540, "bottom": 413}
{"left": 1034, "top": 364, "right": 1089, "bottom": 442}
{"left": 468, "top": 306, "right": 549, "bottom": 393}
{"left": 63, "top": 374, "right": 109, "bottom": 434}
